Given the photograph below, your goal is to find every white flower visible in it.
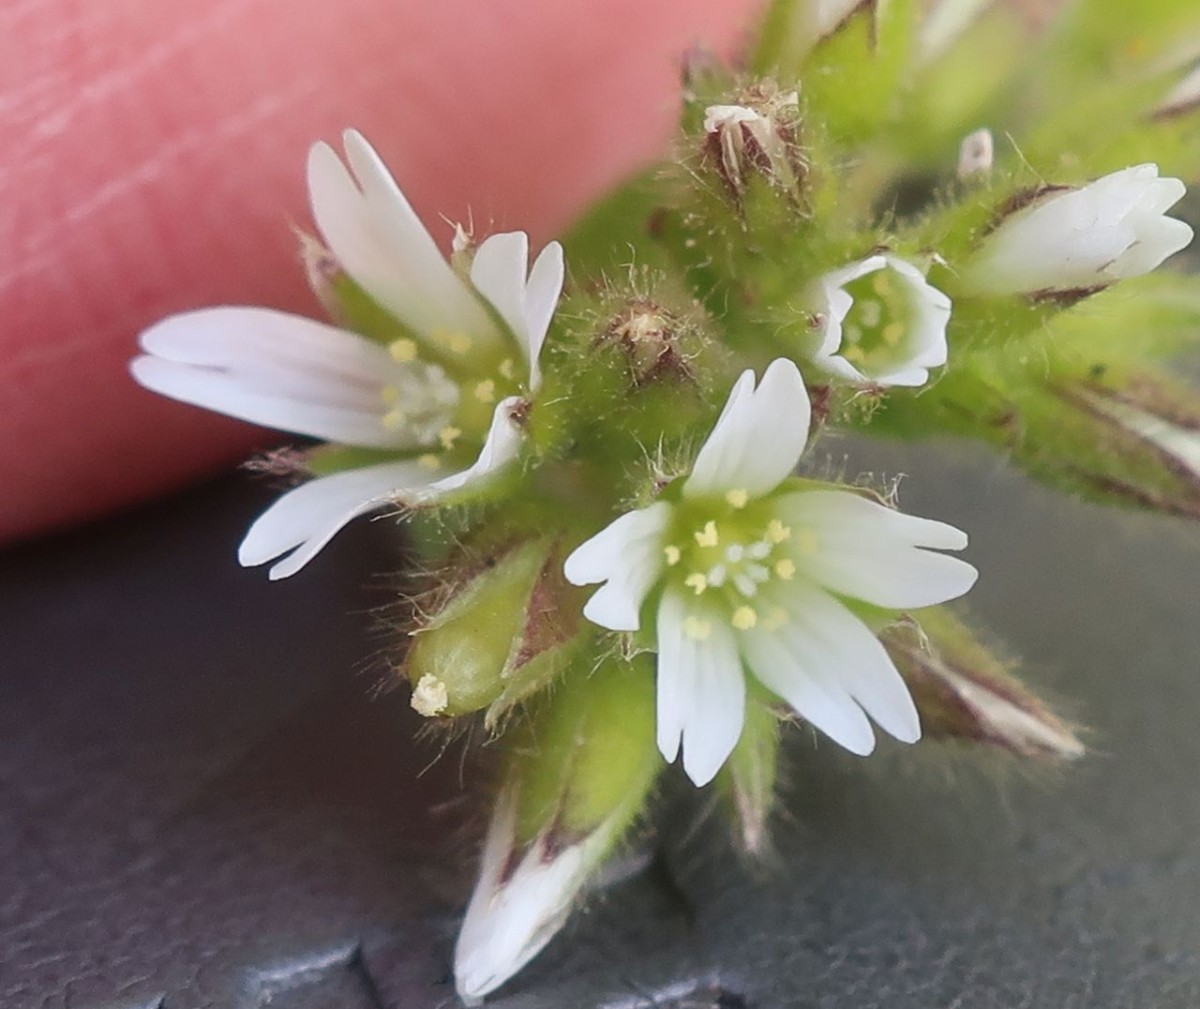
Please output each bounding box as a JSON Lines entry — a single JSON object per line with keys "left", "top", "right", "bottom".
{"left": 453, "top": 785, "right": 619, "bottom": 1004}
{"left": 964, "top": 164, "right": 1194, "bottom": 296}
{"left": 803, "top": 255, "right": 951, "bottom": 387}
{"left": 564, "top": 359, "right": 977, "bottom": 785}
{"left": 131, "top": 130, "right": 563, "bottom": 579}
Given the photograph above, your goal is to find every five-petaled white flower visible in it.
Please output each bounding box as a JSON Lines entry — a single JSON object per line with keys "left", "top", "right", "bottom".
{"left": 131, "top": 130, "right": 563, "bottom": 579}
{"left": 564, "top": 358, "right": 978, "bottom": 785}
{"left": 803, "top": 254, "right": 951, "bottom": 387}
{"left": 964, "top": 164, "right": 1193, "bottom": 296}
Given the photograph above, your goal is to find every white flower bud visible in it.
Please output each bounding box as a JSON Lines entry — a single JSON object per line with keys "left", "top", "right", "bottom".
{"left": 963, "top": 164, "right": 1194, "bottom": 297}
{"left": 957, "top": 127, "right": 994, "bottom": 179}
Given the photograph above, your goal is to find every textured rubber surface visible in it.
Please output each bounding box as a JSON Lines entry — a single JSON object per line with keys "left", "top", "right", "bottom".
{"left": 3, "top": 441, "right": 1199, "bottom": 1008}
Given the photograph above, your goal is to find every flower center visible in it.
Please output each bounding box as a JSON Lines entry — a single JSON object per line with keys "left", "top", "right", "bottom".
{"left": 839, "top": 269, "right": 911, "bottom": 367}
{"left": 379, "top": 355, "right": 460, "bottom": 446}
{"left": 663, "top": 495, "right": 814, "bottom": 637}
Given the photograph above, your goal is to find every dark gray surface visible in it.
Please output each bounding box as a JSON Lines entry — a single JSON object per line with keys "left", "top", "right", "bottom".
{"left": 3, "top": 440, "right": 1199, "bottom": 1008}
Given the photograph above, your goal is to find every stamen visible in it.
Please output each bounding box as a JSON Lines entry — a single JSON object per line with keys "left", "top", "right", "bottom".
{"left": 774, "top": 558, "right": 796, "bottom": 580}
{"left": 474, "top": 379, "right": 496, "bottom": 403}
{"left": 732, "top": 606, "right": 758, "bottom": 630}
{"left": 766, "top": 520, "right": 792, "bottom": 544}
{"left": 725, "top": 488, "right": 750, "bottom": 509}
{"left": 438, "top": 425, "right": 463, "bottom": 450}
{"left": 872, "top": 272, "right": 893, "bottom": 297}
{"left": 664, "top": 545, "right": 682, "bottom": 566}
{"left": 882, "top": 322, "right": 904, "bottom": 346}
{"left": 684, "top": 573, "right": 708, "bottom": 595}
{"left": 747, "top": 541, "right": 771, "bottom": 560}
{"left": 448, "top": 333, "right": 473, "bottom": 355}
{"left": 683, "top": 616, "right": 713, "bottom": 641}
{"left": 844, "top": 324, "right": 864, "bottom": 345}
{"left": 707, "top": 563, "right": 728, "bottom": 587}
{"left": 380, "top": 385, "right": 401, "bottom": 406}
{"left": 858, "top": 299, "right": 883, "bottom": 327}
{"left": 695, "top": 520, "right": 720, "bottom": 548}
{"left": 498, "top": 357, "right": 518, "bottom": 380}
{"left": 724, "top": 543, "right": 745, "bottom": 563}
{"left": 733, "top": 573, "right": 759, "bottom": 597}
{"left": 418, "top": 453, "right": 441, "bottom": 469}
{"left": 389, "top": 338, "right": 418, "bottom": 363}
{"left": 747, "top": 563, "right": 770, "bottom": 583}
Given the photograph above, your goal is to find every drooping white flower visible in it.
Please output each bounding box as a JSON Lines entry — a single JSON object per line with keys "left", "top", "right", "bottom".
{"left": 453, "top": 784, "right": 621, "bottom": 1004}
{"left": 565, "top": 358, "right": 977, "bottom": 785}
{"left": 963, "top": 164, "right": 1194, "bottom": 296}
{"left": 132, "top": 130, "right": 564, "bottom": 579}
{"left": 803, "top": 254, "right": 952, "bottom": 387}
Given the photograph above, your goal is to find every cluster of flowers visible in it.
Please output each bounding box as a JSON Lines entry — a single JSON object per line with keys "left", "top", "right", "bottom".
{"left": 131, "top": 122, "right": 1190, "bottom": 996}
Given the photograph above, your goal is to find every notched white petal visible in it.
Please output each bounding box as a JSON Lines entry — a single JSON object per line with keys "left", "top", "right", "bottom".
{"left": 685, "top": 358, "right": 811, "bottom": 500}
{"left": 238, "top": 460, "right": 437, "bottom": 579}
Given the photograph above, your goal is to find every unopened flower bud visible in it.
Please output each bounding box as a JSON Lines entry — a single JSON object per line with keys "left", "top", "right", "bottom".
{"left": 454, "top": 655, "right": 659, "bottom": 1002}
{"left": 404, "top": 537, "right": 583, "bottom": 719}
{"left": 702, "top": 84, "right": 806, "bottom": 202}
{"left": 1038, "top": 370, "right": 1200, "bottom": 520}
{"left": 962, "top": 165, "right": 1193, "bottom": 299}
{"left": 883, "top": 609, "right": 1084, "bottom": 760}
{"left": 957, "top": 127, "right": 994, "bottom": 180}
{"left": 1154, "top": 62, "right": 1200, "bottom": 120}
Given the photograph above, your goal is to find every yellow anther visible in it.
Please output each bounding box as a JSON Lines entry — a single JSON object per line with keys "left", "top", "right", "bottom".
{"left": 498, "top": 357, "right": 518, "bottom": 380}
{"left": 732, "top": 606, "right": 758, "bottom": 631}
{"left": 418, "top": 453, "right": 441, "bottom": 470}
{"left": 474, "top": 379, "right": 496, "bottom": 403}
{"left": 381, "top": 409, "right": 409, "bottom": 430}
{"left": 842, "top": 345, "right": 865, "bottom": 363}
{"left": 882, "top": 322, "right": 904, "bottom": 346}
{"left": 380, "top": 385, "right": 401, "bottom": 405}
{"left": 683, "top": 616, "right": 712, "bottom": 641}
{"left": 774, "top": 558, "right": 796, "bottom": 580}
{"left": 664, "top": 545, "right": 682, "bottom": 566}
{"left": 684, "top": 573, "right": 708, "bottom": 595}
{"left": 725, "top": 488, "right": 750, "bottom": 509}
{"left": 766, "top": 519, "right": 792, "bottom": 544}
{"left": 389, "top": 338, "right": 418, "bottom": 363}
{"left": 448, "top": 333, "right": 473, "bottom": 355}
{"left": 694, "top": 520, "right": 720, "bottom": 548}
{"left": 762, "top": 606, "right": 789, "bottom": 632}
{"left": 797, "top": 528, "right": 819, "bottom": 555}
{"left": 438, "top": 425, "right": 463, "bottom": 450}
{"left": 872, "top": 272, "right": 893, "bottom": 297}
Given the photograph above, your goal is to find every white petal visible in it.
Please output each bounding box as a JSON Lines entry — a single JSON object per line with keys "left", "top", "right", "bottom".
{"left": 655, "top": 588, "right": 745, "bottom": 785}
{"left": 238, "top": 459, "right": 439, "bottom": 579}
{"left": 739, "top": 621, "right": 876, "bottom": 754}
{"left": 522, "top": 241, "right": 565, "bottom": 389}
{"left": 133, "top": 307, "right": 425, "bottom": 448}
{"left": 684, "top": 358, "right": 811, "bottom": 500}
{"left": 776, "top": 490, "right": 978, "bottom": 608}
{"left": 418, "top": 396, "right": 526, "bottom": 500}
{"left": 454, "top": 786, "right": 613, "bottom": 1003}
{"left": 470, "top": 232, "right": 531, "bottom": 346}
{"left": 564, "top": 501, "right": 672, "bottom": 632}
{"left": 755, "top": 582, "right": 920, "bottom": 745}
{"left": 782, "top": 584, "right": 921, "bottom": 744}
{"left": 1111, "top": 215, "right": 1194, "bottom": 278}
{"left": 308, "top": 131, "right": 496, "bottom": 342}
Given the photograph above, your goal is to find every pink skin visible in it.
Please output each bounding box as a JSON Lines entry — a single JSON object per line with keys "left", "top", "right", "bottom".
{"left": 1, "top": 0, "right": 760, "bottom": 543}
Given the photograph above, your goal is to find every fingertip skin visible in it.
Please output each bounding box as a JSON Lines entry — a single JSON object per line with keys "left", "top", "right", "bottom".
{"left": 0, "top": 0, "right": 762, "bottom": 543}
